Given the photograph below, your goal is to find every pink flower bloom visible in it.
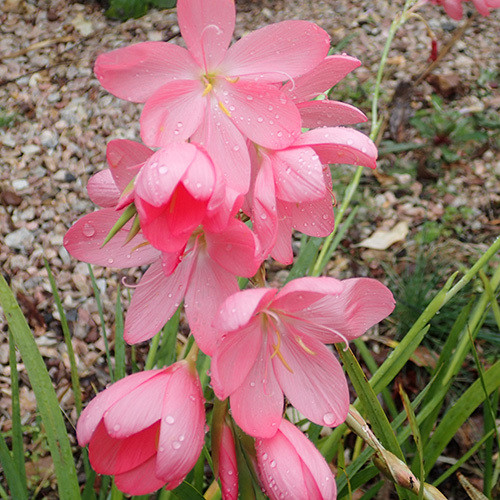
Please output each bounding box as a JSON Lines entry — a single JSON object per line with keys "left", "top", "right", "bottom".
{"left": 134, "top": 142, "right": 226, "bottom": 253}
{"left": 77, "top": 362, "right": 205, "bottom": 496}
{"left": 429, "top": 0, "right": 500, "bottom": 19}
{"left": 94, "top": 0, "right": 331, "bottom": 193}
{"left": 256, "top": 419, "right": 336, "bottom": 500}
{"left": 211, "top": 277, "right": 395, "bottom": 437}
{"left": 246, "top": 127, "right": 377, "bottom": 263}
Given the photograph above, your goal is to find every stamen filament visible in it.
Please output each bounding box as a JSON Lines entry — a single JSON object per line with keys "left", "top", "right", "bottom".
{"left": 218, "top": 101, "right": 232, "bottom": 117}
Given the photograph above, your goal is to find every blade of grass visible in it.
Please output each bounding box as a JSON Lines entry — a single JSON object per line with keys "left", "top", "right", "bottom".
{"left": 483, "top": 390, "right": 498, "bottom": 497}
{"left": 0, "top": 432, "right": 27, "bottom": 500}
{"left": 0, "top": 275, "right": 80, "bottom": 498}
{"left": 114, "top": 285, "right": 125, "bottom": 380}
{"left": 155, "top": 306, "right": 181, "bottom": 368}
{"left": 479, "top": 269, "right": 500, "bottom": 332}
{"left": 423, "top": 360, "right": 500, "bottom": 475}
{"left": 399, "top": 386, "right": 424, "bottom": 499}
{"left": 88, "top": 264, "right": 114, "bottom": 382}
{"left": 9, "top": 332, "right": 27, "bottom": 491}
{"left": 285, "top": 236, "right": 323, "bottom": 283}
{"left": 45, "top": 260, "right": 82, "bottom": 413}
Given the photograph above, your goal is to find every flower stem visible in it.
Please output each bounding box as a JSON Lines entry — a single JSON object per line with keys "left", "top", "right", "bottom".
{"left": 144, "top": 331, "right": 161, "bottom": 370}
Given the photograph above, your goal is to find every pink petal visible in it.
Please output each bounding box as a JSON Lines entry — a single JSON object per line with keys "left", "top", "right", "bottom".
{"left": 88, "top": 420, "right": 159, "bottom": 475}
{"left": 106, "top": 139, "right": 153, "bottom": 191}
{"left": 215, "top": 287, "right": 277, "bottom": 333}
{"left": 114, "top": 455, "right": 167, "bottom": 495}
{"left": 272, "top": 335, "right": 349, "bottom": 427}
{"left": 94, "top": 42, "right": 199, "bottom": 102}
{"left": 296, "top": 127, "right": 378, "bottom": 169}
{"left": 87, "top": 170, "right": 120, "bottom": 207}
{"left": 275, "top": 277, "right": 395, "bottom": 343}
{"left": 251, "top": 155, "right": 278, "bottom": 259}
{"left": 283, "top": 54, "right": 362, "bottom": 101}
{"left": 205, "top": 218, "right": 262, "bottom": 278}
{"left": 270, "top": 146, "right": 326, "bottom": 203}
{"left": 211, "top": 321, "right": 263, "bottom": 399}
{"left": 63, "top": 209, "right": 160, "bottom": 268}
{"left": 472, "top": 0, "right": 493, "bottom": 14}
{"left": 219, "top": 424, "right": 238, "bottom": 500}
{"left": 77, "top": 369, "right": 162, "bottom": 445}
{"left": 257, "top": 420, "right": 336, "bottom": 499}
{"left": 103, "top": 371, "right": 169, "bottom": 439}
{"left": 222, "top": 21, "right": 330, "bottom": 82}
{"left": 177, "top": 0, "right": 235, "bottom": 72}
{"left": 230, "top": 340, "right": 283, "bottom": 438}
{"left": 140, "top": 79, "right": 206, "bottom": 147}
{"left": 298, "top": 100, "right": 367, "bottom": 128}
{"left": 124, "top": 257, "right": 194, "bottom": 344}
{"left": 442, "top": 0, "right": 464, "bottom": 18}
{"left": 191, "top": 96, "right": 251, "bottom": 194}
{"left": 156, "top": 363, "right": 205, "bottom": 481}
{"left": 271, "top": 214, "right": 294, "bottom": 265}
{"left": 184, "top": 246, "right": 239, "bottom": 356}
{"left": 204, "top": 185, "right": 244, "bottom": 233}
{"left": 214, "top": 80, "right": 301, "bottom": 149}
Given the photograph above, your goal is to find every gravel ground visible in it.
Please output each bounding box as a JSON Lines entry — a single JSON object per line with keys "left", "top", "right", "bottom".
{"left": 0, "top": 0, "right": 499, "bottom": 483}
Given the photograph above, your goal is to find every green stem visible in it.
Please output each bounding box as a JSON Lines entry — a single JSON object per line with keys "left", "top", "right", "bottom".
{"left": 144, "top": 331, "right": 161, "bottom": 370}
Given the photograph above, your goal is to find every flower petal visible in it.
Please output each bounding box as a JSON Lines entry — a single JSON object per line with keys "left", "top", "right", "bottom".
{"left": 275, "top": 277, "right": 395, "bottom": 343}
{"left": 88, "top": 420, "right": 159, "bottom": 475}
{"left": 222, "top": 21, "right": 330, "bottom": 82}
{"left": 215, "top": 287, "right": 277, "bottom": 333}
{"left": 124, "top": 257, "right": 194, "bottom": 344}
{"left": 283, "top": 54, "right": 361, "bottom": 101}
{"left": 63, "top": 209, "right": 160, "bottom": 268}
{"left": 87, "top": 170, "right": 120, "bottom": 207}
{"left": 270, "top": 146, "right": 326, "bottom": 203}
{"left": 95, "top": 42, "right": 199, "bottom": 102}
{"left": 177, "top": 0, "right": 235, "bottom": 71}
{"left": 271, "top": 212, "right": 294, "bottom": 265}
{"left": 114, "top": 455, "right": 167, "bottom": 495}
{"left": 140, "top": 79, "right": 206, "bottom": 147}
{"left": 273, "top": 335, "right": 349, "bottom": 427}
{"left": 191, "top": 96, "right": 251, "bottom": 194}
{"left": 156, "top": 363, "right": 205, "bottom": 481}
{"left": 298, "top": 100, "right": 367, "bottom": 128}
{"left": 205, "top": 218, "right": 262, "bottom": 278}
{"left": 184, "top": 246, "right": 239, "bottom": 355}
{"left": 215, "top": 80, "right": 301, "bottom": 149}
{"left": 211, "top": 321, "right": 263, "bottom": 399}
{"left": 106, "top": 139, "right": 153, "bottom": 191}
{"left": 77, "top": 369, "right": 162, "bottom": 445}
{"left": 103, "top": 371, "right": 169, "bottom": 439}
{"left": 296, "top": 126, "right": 378, "bottom": 169}
{"left": 251, "top": 155, "right": 278, "bottom": 259}
{"left": 230, "top": 340, "right": 283, "bottom": 438}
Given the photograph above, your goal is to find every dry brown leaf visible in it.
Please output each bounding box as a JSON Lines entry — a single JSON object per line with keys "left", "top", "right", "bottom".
{"left": 358, "top": 221, "right": 409, "bottom": 250}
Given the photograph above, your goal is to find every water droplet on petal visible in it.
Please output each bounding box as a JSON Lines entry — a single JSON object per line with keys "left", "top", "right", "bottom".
{"left": 270, "top": 460, "right": 276, "bottom": 468}
{"left": 257, "top": 117, "right": 264, "bottom": 123}
{"left": 113, "top": 424, "right": 120, "bottom": 431}
{"left": 159, "top": 166, "right": 168, "bottom": 174}
{"left": 107, "top": 258, "right": 114, "bottom": 265}
{"left": 165, "top": 415, "right": 175, "bottom": 424}
{"left": 82, "top": 223, "right": 95, "bottom": 237}
{"left": 323, "top": 412, "right": 336, "bottom": 425}
{"left": 172, "top": 441, "right": 181, "bottom": 450}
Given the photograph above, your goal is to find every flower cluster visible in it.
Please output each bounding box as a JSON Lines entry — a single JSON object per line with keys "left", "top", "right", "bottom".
{"left": 66, "top": 0, "right": 395, "bottom": 496}
{"left": 429, "top": 0, "right": 500, "bottom": 19}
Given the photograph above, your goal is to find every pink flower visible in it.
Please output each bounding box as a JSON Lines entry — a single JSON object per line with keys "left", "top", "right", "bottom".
{"left": 134, "top": 142, "right": 226, "bottom": 253}
{"left": 76, "top": 362, "right": 205, "bottom": 496}
{"left": 94, "top": 0, "right": 331, "bottom": 193}
{"left": 429, "top": 0, "right": 500, "bottom": 19}
{"left": 246, "top": 127, "right": 378, "bottom": 263}
{"left": 256, "top": 419, "right": 336, "bottom": 500}
{"left": 211, "top": 277, "right": 395, "bottom": 437}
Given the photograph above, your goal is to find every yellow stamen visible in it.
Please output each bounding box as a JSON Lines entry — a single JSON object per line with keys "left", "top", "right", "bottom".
{"left": 218, "top": 101, "right": 232, "bottom": 118}
{"left": 225, "top": 76, "right": 240, "bottom": 84}
{"left": 296, "top": 336, "right": 316, "bottom": 356}
{"left": 270, "top": 328, "right": 294, "bottom": 373}
{"left": 169, "top": 190, "right": 178, "bottom": 214}
{"left": 202, "top": 82, "right": 213, "bottom": 97}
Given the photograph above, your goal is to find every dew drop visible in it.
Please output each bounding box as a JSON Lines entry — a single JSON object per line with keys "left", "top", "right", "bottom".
{"left": 260, "top": 213, "right": 267, "bottom": 220}
{"left": 165, "top": 415, "right": 175, "bottom": 424}
{"left": 177, "top": 121, "right": 183, "bottom": 128}
{"left": 82, "top": 223, "right": 95, "bottom": 237}
{"left": 323, "top": 412, "right": 336, "bottom": 425}
{"left": 159, "top": 166, "right": 168, "bottom": 174}
{"left": 172, "top": 441, "right": 181, "bottom": 450}
{"left": 107, "top": 258, "right": 114, "bottom": 265}
{"left": 277, "top": 131, "right": 283, "bottom": 138}
{"left": 262, "top": 453, "right": 268, "bottom": 461}
{"left": 246, "top": 95, "right": 254, "bottom": 101}
{"left": 113, "top": 424, "right": 120, "bottom": 431}
{"left": 233, "top": 145, "right": 240, "bottom": 151}
{"left": 270, "top": 460, "right": 276, "bottom": 468}
{"left": 250, "top": 381, "right": 256, "bottom": 387}
{"left": 347, "top": 139, "right": 353, "bottom": 145}
{"left": 257, "top": 117, "right": 264, "bottom": 123}
{"left": 178, "top": 434, "right": 185, "bottom": 442}
{"left": 150, "top": 161, "right": 158, "bottom": 170}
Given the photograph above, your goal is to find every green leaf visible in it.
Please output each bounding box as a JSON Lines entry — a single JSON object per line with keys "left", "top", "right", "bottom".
{"left": 106, "top": 0, "right": 149, "bottom": 20}
{"left": 423, "top": 360, "right": 500, "bottom": 474}
{"left": 0, "top": 432, "right": 27, "bottom": 499}
{"left": 0, "top": 275, "right": 80, "bottom": 498}
{"left": 150, "top": 0, "right": 177, "bottom": 7}
{"left": 114, "top": 285, "right": 126, "bottom": 380}
{"left": 172, "top": 481, "right": 206, "bottom": 500}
